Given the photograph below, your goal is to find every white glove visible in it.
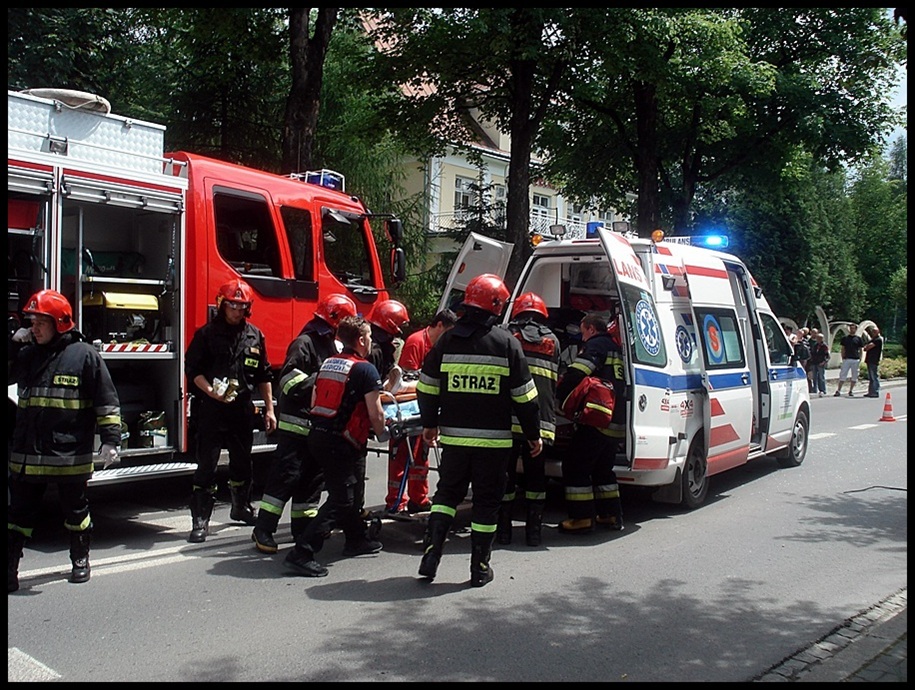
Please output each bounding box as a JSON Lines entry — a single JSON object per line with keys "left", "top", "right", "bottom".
{"left": 387, "top": 364, "right": 404, "bottom": 394}
{"left": 12, "top": 327, "right": 31, "bottom": 343}
{"left": 99, "top": 443, "right": 119, "bottom": 469}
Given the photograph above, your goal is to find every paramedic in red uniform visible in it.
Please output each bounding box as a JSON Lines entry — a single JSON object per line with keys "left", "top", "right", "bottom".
{"left": 283, "top": 315, "right": 388, "bottom": 577}
{"left": 384, "top": 308, "right": 457, "bottom": 514}
{"left": 8, "top": 290, "right": 121, "bottom": 591}
{"left": 416, "top": 274, "right": 542, "bottom": 587}
{"left": 557, "top": 312, "right": 626, "bottom": 533}
{"left": 184, "top": 279, "right": 276, "bottom": 543}
{"left": 251, "top": 293, "right": 356, "bottom": 553}
{"left": 498, "top": 292, "right": 560, "bottom": 547}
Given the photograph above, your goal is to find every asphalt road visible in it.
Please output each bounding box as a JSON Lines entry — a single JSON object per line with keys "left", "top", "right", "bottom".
{"left": 8, "top": 385, "right": 907, "bottom": 681}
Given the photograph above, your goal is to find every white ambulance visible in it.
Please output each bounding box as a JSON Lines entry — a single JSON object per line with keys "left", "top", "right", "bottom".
{"left": 441, "top": 226, "right": 811, "bottom": 509}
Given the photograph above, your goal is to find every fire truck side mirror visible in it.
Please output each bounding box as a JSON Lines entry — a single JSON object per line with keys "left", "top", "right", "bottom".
{"left": 390, "top": 247, "right": 406, "bottom": 284}
{"left": 385, "top": 218, "right": 404, "bottom": 246}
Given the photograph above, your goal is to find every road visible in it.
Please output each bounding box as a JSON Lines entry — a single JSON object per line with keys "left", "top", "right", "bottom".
{"left": 8, "top": 386, "right": 907, "bottom": 681}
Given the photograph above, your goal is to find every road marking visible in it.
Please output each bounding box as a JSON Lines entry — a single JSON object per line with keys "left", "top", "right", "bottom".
{"left": 808, "top": 432, "right": 835, "bottom": 440}
{"left": 850, "top": 424, "right": 879, "bottom": 430}
{"left": 8, "top": 647, "right": 62, "bottom": 681}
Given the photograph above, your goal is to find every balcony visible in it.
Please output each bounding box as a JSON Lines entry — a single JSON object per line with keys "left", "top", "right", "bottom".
{"left": 430, "top": 211, "right": 591, "bottom": 240}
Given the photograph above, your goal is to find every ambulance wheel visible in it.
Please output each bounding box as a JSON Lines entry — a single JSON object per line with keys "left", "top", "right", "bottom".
{"left": 681, "top": 437, "right": 709, "bottom": 510}
{"left": 776, "top": 409, "right": 809, "bottom": 468}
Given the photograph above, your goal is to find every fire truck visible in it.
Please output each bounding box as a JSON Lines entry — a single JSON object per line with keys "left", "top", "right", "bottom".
{"left": 8, "top": 88, "right": 405, "bottom": 485}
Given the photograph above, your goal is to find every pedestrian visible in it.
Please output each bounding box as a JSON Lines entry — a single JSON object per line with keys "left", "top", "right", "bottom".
{"left": 808, "top": 331, "right": 830, "bottom": 397}
{"left": 184, "top": 279, "right": 277, "bottom": 543}
{"left": 497, "top": 292, "right": 560, "bottom": 547}
{"left": 283, "top": 315, "right": 389, "bottom": 577}
{"left": 251, "top": 294, "right": 357, "bottom": 553}
{"left": 793, "top": 327, "right": 811, "bottom": 372}
{"left": 557, "top": 312, "right": 626, "bottom": 533}
{"left": 384, "top": 308, "right": 457, "bottom": 514}
{"left": 834, "top": 323, "right": 864, "bottom": 397}
{"left": 862, "top": 326, "right": 884, "bottom": 398}
{"left": 805, "top": 328, "right": 820, "bottom": 393}
{"left": 416, "top": 274, "right": 543, "bottom": 587}
{"left": 8, "top": 290, "right": 121, "bottom": 592}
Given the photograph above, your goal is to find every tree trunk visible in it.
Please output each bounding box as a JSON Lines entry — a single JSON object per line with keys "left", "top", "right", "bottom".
{"left": 281, "top": 8, "right": 338, "bottom": 174}
{"left": 633, "top": 81, "right": 661, "bottom": 238}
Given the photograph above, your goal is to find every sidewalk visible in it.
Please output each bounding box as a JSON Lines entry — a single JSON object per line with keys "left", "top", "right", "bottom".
{"left": 754, "top": 589, "right": 907, "bottom": 682}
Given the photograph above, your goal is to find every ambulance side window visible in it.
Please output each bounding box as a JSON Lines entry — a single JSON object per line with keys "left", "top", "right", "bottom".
{"left": 693, "top": 307, "right": 746, "bottom": 370}
{"left": 760, "top": 312, "right": 792, "bottom": 365}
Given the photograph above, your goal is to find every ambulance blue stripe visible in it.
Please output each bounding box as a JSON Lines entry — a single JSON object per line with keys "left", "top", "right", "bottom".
{"left": 634, "top": 365, "right": 805, "bottom": 392}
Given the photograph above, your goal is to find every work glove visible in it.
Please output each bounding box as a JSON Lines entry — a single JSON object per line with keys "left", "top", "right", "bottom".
{"left": 12, "top": 327, "right": 31, "bottom": 343}
{"left": 99, "top": 443, "right": 119, "bottom": 470}
{"left": 387, "top": 364, "right": 404, "bottom": 394}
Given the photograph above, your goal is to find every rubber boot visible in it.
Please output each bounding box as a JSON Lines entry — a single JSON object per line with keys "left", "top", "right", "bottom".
{"left": 252, "top": 509, "right": 280, "bottom": 554}
{"left": 69, "top": 529, "right": 92, "bottom": 584}
{"left": 8, "top": 530, "right": 26, "bottom": 594}
{"left": 188, "top": 490, "right": 215, "bottom": 543}
{"left": 229, "top": 482, "right": 257, "bottom": 526}
{"left": 496, "top": 503, "right": 513, "bottom": 545}
{"left": 525, "top": 502, "right": 544, "bottom": 547}
{"left": 418, "top": 513, "right": 452, "bottom": 580}
{"left": 596, "top": 498, "right": 624, "bottom": 531}
{"left": 469, "top": 531, "right": 495, "bottom": 588}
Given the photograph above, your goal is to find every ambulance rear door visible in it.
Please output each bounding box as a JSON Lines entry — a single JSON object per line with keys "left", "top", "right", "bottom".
{"left": 438, "top": 232, "right": 513, "bottom": 313}
{"left": 595, "top": 228, "right": 670, "bottom": 467}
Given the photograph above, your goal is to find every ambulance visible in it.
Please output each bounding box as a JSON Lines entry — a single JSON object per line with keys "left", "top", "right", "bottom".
{"left": 441, "top": 226, "right": 810, "bottom": 508}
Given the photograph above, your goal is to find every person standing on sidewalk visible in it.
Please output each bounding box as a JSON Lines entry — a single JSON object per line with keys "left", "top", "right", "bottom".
{"left": 251, "top": 294, "right": 356, "bottom": 553}
{"left": 185, "top": 279, "right": 276, "bottom": 543}
{"left": 863, "top": 325, "right": 884, "bottom": 398}
{"left": 834, "top": 323, "right": 864, "bottom": 397}
{"left": 8, "top": 289, "right": 121, "bottom": 591}
{"left": 416, "top": 274, "right": 542, "bottom": 587}
{"left": 808, "top": 331, "right": 830, "bottom": 397}
{"left": 284, "top": 316, "right": 388, "bottom": 577}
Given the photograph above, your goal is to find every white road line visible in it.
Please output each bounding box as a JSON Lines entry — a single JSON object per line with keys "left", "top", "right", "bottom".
{"left": 808, "top": 432, "right": 836, "bottom": 440}
{"left": 8, "top": 647, "right": 62, "bottom": 681}
{"left": 850, "top": 424, "right": 880, "bottom": 430}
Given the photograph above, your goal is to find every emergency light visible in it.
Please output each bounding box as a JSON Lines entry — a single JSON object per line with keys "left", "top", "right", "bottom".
{"left": 692, "top": 234, "right": 729, "bottom": 249}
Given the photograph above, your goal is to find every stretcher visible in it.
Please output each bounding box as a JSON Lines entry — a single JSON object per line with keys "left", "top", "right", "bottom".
{"left": 365, "top": 390, "right": 440, "bottom": 538}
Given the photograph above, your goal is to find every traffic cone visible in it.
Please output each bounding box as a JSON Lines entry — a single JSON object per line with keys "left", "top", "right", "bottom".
{"left": 879, "top": 393, "right": 896, "bottom": 422}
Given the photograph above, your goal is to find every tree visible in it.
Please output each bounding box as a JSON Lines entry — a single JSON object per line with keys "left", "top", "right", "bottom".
{"left": 541, "top": 8, "right": 905, "bottom": 237}
{"left": 365, "top": 8, "right": 576, "bottom": 288}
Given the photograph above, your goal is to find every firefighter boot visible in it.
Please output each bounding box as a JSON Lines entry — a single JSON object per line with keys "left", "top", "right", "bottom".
{"left": 69, "top": 530, "right": 92, "bottom": 584}
{"left": 229, "top": 482, "right": 257, "bottom": 526}
{"left": 496, "top": 502, "right": 513, "bottom": 545}
{"left": 8, "top": 530, "right": 26, "bottom": 594}
{"left": 525, "top": 502, "right": 544, "bottom": 547}
{"left": 596, "top": 499, "right": 624, "bottom": 532}
{"left": 470, "top": 531, "right": 496, "bottom": 588}
{"left": 189, "top": 490, "right": 215, "bottom": 543}
{"left": 252, "top": 509, "right": 280, "bottom": 554}
{"left": 290, "top": 516, "right": 311, "bottom": 541}
{"left": 418, "top": 513, "right": 452, "bottom": 580}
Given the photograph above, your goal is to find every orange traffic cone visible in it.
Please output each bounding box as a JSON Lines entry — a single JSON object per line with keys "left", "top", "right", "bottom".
{"left": 879, "top": 392, "right": 896, "bottom": 422}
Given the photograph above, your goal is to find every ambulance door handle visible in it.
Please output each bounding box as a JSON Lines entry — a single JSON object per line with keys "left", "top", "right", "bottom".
{"left": 768, "top": 369, "right": 777, "bottom": 380}
{"left": 741, "top": 372, "right": 750, "bottom": 385}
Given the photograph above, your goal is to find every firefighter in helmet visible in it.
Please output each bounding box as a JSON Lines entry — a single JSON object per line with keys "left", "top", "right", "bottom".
{"left": 416, "top": 274, "right": 543, "bottom": 587}
{"left": 8, "top": 289, "right": 121, "bottom": 591}
{"left": 498, "top": 291, "right": 560, "bottom": 547}
{"left": 184, "top": 278, "right": 276, "bottom": 543}
{"left": 252, "top": 293, "right": 357, "bottom": 553}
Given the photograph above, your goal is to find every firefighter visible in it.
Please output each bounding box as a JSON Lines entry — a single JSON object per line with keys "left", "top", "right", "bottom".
{"left": 556, "top": 312, "right": 626, "bottom": 533}
{"left": 499, "top": 292, "right": 560, "bottom": 547}
{"left": 251, "top": 294, "right": 357, "bottom": 553}
{"left": 184, "top": 279, "right": 276, "bottom": 543}
{"left": 416, "top": 274, "right": 542, "bottom": 587}
{"left": 284, "top": 316, "right": 388, "bottom": 577}
{"left": 8, "top": 290, "right": 121, "bottom": 591}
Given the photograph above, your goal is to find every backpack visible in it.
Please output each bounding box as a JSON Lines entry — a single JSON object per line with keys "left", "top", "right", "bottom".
{"left": 794, "top": 341, "right": 811, "bottom": 361}
{"left": 560, "top": 376, "right": 616, "bottom": 428}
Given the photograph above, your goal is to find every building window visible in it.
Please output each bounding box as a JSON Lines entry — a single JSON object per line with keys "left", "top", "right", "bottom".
{"left": 532, "top": 193, "right": 551, "bottom": 218}
{"left": 454, "top": 176, "right": 476, "bottom": 211}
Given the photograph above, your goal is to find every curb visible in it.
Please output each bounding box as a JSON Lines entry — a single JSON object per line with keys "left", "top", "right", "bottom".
{"left": 754, "top": 589, "right": 907, "bottom": 682}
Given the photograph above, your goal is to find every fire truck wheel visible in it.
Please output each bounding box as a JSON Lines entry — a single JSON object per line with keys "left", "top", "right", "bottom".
{"left": 681, "top": 436, "right": 709, "bottom": 510}
{"left": 775, "top": 409, "right": 809, "bottom": 469}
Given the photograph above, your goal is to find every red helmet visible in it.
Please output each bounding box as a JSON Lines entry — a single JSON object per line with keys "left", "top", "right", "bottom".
{"left": 368, "top": 299, "right": 410, "bottom": 336}
{"left": 511, "top": 291, "right": 548, "bottom": 320}
{"left": 23, "top": 289, "right": 74, "bottom": 333}
{"left": 216, "top": 279, "right": 254, "bottom": 316}
{"left": 608, "top": 318, "right": 621, "bottom": 345}
{"left": 315, "top": 293, "right": 357, "bottom": 329}
{"left": 463, "top": 274, "right": 510, "bottom": 316}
